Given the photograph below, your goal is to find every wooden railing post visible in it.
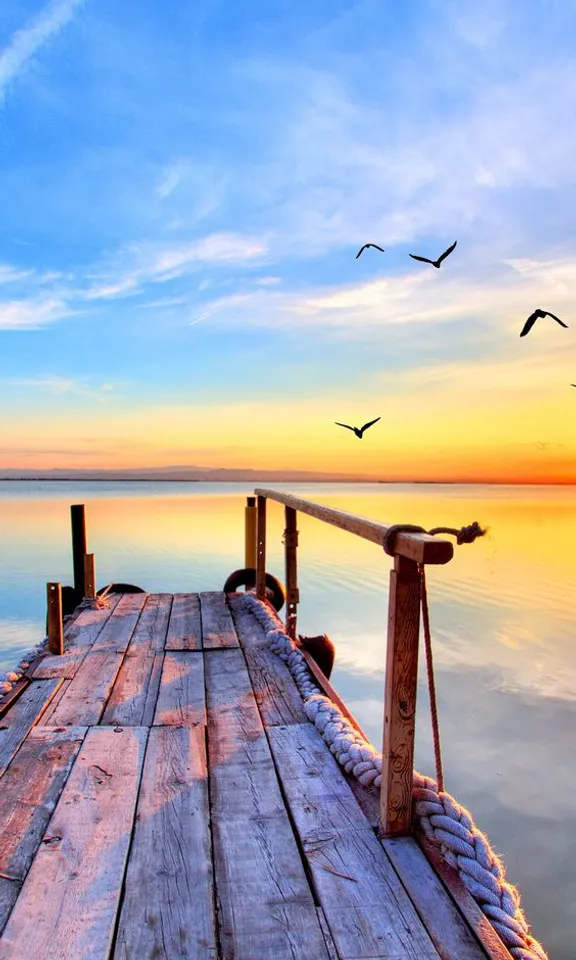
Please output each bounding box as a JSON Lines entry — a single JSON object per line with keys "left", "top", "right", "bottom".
{"left": 284, "top": 506, "right": 299, "bottom": 639}
{"left": 47, "top": 582, "right": 64, "bottom": 655}
{"left": 256, "top": 495, "right": 267, "bottom": 601}
{"left": 70, "top": 504, "right": 87, "bottom": 596}
{"left": 84, "top": 553, "right": 96, "bottom": 599}
{"left": 245, "top": 496, "right": 257, "bottom": 571}
{"left": 379, "top": 554, "right": 422, "bottom": 838}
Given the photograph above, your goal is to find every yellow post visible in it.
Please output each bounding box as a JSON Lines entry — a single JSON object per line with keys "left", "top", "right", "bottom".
{"left": 256, "top": 495, "right": 267, "bottom": 601}
{"left": 245, "top": 496, "right": 257, "bottom": 571}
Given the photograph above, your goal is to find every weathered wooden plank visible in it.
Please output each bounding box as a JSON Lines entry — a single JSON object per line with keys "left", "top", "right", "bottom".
{"left": 39, "top": 678, "right": 73, "bottom": 725}
{"left": 228, "top": 594, "right": 308, "bottom": 725}
{"left": 153, "top": 652, "right": 205, "bottom": 727}
{"left": 0, "top": 679, "right": 29, "bottom": 720}
{"left": 0, "top": 878, "right": 20, "bottom": 937}
{"left": 101, "top": 594, "right": 171, "bottom": 726}
{"left": 205, "top": 648, "right": 330, "bottom": 960}
{"left": 417, "top": 836, "right": 514, "bottom": 960}
{"left": 316, "top": 906, "right": 339, "bottom": 960}
{"left": 200, "top": 591, "right": 239, "bottom": 648}
{"left": 267, "top": 722, "right": 441, "bottom": 960}
{"left": 0, "top": 680, "right": 63, "bottom": 777}
{"left": 28, "top": 593, "right": 123, "bottom": 679}
{"left": 0, "top": 726, "right": 148, "bottom": 960}
{"left": 382, "top": 836, "right": 490, "bottom": 960}
{"left": 113, "top": 725, "right": 216, "bottom": 959}
{"left": 165, "top": 593, "right": 202, "bottom": 650}
{"left": 0, "top": 726, "right": 87, "bottom": 882}
{"left": 44, "top": 594, "right": 147, "bottom": 726}
{"left": 90, "top": 592, "right": 148, "bottom": 653}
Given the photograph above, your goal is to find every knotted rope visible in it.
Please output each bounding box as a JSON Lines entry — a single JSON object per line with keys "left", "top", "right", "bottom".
{"left": 237, "top": 591, "right": 549, "bottom": 960}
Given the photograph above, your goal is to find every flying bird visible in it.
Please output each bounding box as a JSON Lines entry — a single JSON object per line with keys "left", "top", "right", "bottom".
{"left": 519, "top": 308, "right": 568, "bottom": 337}
{"left": 335, "top": 417, "right": 381, "bottom": 439}
{"left": 355, "top": 243, "right": 385, "bottom": 259}
{"left": 409, "top": 240, "right": 457, "bottom": 268}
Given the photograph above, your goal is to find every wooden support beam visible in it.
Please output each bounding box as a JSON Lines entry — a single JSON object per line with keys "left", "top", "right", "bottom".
{"left": 380, "top": 554, "right": 421, "bottom": 838}
{"left": 284, "top": 506, "right": 299, "bottom": 639}
{"left": 245, "top": 495, "right": 257, "bottom": 570}
{"left": 70, "top": 504, "right": 87, "bottom": 596}
{"left": 256, "top": 494, "right": 267, "bottom": 601}
{"left": 46, "top": 583, "right": 64, "bottom": 656}
{"left": 83, "top": 553, "right": 96, "bottom": 599}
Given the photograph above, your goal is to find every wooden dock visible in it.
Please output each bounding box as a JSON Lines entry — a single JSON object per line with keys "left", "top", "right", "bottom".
{"left": 0, "top": 590, "right": 508, "bottom": 960}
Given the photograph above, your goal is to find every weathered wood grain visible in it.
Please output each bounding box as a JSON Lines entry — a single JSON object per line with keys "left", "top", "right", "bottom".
{"left": 29, "top": 593, "right": 123, "bottom": 679}
{"left": 254, "top": 488, "right": 454, "bottom": 565}
{"left": 200, "top": 591, "right": 239, "bottom": 648}
{"left": 0, "top": 726, "right": 87, "bottom": 882}
{"left": 381, "top": 554, "right": 421, "bottom": 836}
{"left": 113, "top": 725, "right": 217, "bottom": 959}
{"left": 205, "top": 648, "right": 330, "bottom": 960}
{"left": 45, "top": 594, "right": 147, "bottom": 726}
{"left": 165, "top": 593, "right": 202, "bottom": 650}
{"left": 382, "top": 836, "right": 490, "bottom": 960}
{"left": 153, "top": 652, "right": 206, "bottom": 727}
{"left": 101, "top": 594, "right": 171, "bottom": 726}
{"left": 0, "top": 726, "right": 148, "bottom": 960}
{"left": 316, "top": 906, "right": 339, "bottom": 960}
{"left": 0, "top": 878, "right": 20, "bottom": 937}
{"left": 267, "top": 722, "right": 441, "bottom": 960}
{"left": 417, "top": 836, "right": 514, "bottom": 960}
{"left": 0, "top": 679, "right": 63, "bottom": 777}
{"left": 0, "top": 678, "right": 28, "bottom": 720}
{"left": 228, "top": 595, "right": 308, "bottom": 725}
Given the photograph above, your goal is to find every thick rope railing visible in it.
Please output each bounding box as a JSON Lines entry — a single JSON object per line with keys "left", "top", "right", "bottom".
{"left": 236, "top": 562, "right": 549, "bottom": 960}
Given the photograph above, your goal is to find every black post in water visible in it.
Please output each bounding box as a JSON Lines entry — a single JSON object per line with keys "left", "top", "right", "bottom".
{"left": 70, "top": 504, "right": 87, "bottom": 595}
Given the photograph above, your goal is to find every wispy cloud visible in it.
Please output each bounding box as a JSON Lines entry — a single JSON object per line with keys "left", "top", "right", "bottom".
{"left": 6, "top": 376, "right": 115, "bottom": 401}
{"left": 0, "top": 264, "right": 33, "bottom": 284}
{"left": 0, "top": 0, "right": 86, "bottom": 100}
{"left": 0, "top": 297, "right": 72, "bottom": 329}
{"left": 156, "top": 160, "right": 188, "bottom": 199}
{"left": 80, "top": 232, "right": 269, "bottom": 302}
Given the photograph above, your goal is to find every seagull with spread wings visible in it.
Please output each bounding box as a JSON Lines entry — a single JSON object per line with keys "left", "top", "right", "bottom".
{"left": 335, "top": 417, "right": 381, "bottom": 439}
{"left": 519, "top": 308, "right": 568, "bottom": 337}
{"left": 409, "top": 240, "right": 457, "bottom": 268}
{"left": 355, "top": 243, "right": 385, "bottom": 259}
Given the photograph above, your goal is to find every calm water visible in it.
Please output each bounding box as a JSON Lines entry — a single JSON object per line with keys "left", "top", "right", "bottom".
{"left": 1, "top": 480, "right": 574, "bottom": 958}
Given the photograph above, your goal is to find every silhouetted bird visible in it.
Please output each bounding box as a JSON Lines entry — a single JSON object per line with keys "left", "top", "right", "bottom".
{"left": 355, "top": 243, "right": 385, "bottom": 259}
{"left": 519, "top": 309, "right": 568, "bottom": 337}
{"left": 409, "top": 240, "right": 457, "bottom": 268}
{"left": 335, "top": 417, "right": 381, "bottom": 439}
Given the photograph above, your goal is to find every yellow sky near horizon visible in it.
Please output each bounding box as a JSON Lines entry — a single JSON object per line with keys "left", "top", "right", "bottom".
{"left": 3, "top": 345, "right": 575, "bottom": 482}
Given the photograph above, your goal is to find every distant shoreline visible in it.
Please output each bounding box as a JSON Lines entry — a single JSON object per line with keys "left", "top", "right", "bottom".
{"left": 0, "top": 478, "right": 574, "bottom": 485}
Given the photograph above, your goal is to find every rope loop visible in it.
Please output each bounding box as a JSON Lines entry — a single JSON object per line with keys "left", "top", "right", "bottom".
{"left": 383, "top": 521, "right": 487, "bottom": 556}
{"left": 382, "top": 523, "right": 427, "bottom": 555}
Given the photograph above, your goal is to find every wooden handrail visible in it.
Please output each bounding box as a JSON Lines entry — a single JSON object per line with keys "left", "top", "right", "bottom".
{"left": 254, "top": 487, "right": 459, "bottom": 839}
{"left": 254, "top": 488, "right": 453, "bottom": 565}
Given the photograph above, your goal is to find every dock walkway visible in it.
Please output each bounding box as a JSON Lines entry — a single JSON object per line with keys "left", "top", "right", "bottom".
{"left": 0, "top": 591, "right": 502, "bottom": 960}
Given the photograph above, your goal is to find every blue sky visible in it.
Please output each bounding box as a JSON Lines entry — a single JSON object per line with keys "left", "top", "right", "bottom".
{"left": 1, "top": 0, "right": 576, "bottom": 478}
